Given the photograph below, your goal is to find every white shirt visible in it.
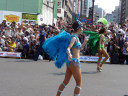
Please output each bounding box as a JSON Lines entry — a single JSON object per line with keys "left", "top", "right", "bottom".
{"left": 0, "top": 39, "right": 5, "bottom": 48}
{"left": 123, "top": 47, "right": 128, "bottom": 54}
{"left": 5, "top": 30, "right": 12, "bottom": 36}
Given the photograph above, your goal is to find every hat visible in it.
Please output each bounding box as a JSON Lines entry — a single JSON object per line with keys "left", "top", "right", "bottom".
{"left": 107, "top": 30, "right": 111, "bottom": 33}
{"left": 11, "top": 38, "right": 15, "bottom": 41}
{"left": 2, "top": 35, "right": 5, "bottom": 38}
{"left": 25, "top": 29, "right": 30, "bottom": 33}
{"left": 23, "top": 37, "right": 28, "bottom": 42}
{"left": 118, "top": 29, "right": 125, "bottom": 34}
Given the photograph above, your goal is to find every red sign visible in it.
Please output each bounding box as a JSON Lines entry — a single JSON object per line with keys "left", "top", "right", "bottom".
{"left": 86, "top": 19, "right": 92, "bottom": 25}
{"left": 58, "top": 9, "right": 61, "bottom": 13}
{"left": 58, "top": 2, "right": 60, "bottom": 5}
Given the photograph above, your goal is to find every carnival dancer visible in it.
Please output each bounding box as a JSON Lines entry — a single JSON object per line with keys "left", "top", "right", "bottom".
{"left": 83, "top": 18, "right": 110, "bottom": 72}
{"left": 43, "top": 21, "right": 88, "bottom": 96}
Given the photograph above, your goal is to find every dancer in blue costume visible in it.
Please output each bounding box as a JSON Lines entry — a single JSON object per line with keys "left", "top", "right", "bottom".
{"left": 83, "top": 18, "right": 111, "bottom": 72}
{"left": 43, "top": 21, "right": 88, "bottom": 96}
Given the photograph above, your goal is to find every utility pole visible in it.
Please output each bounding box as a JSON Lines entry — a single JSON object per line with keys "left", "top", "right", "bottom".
{"left": 92, "top": 0, "right": 95, "bottom": 24}
{"left": 80, "top": 0, "right": 82, "bottom": 19}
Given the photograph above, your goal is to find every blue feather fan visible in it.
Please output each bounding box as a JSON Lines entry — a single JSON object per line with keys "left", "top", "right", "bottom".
{"left": 43, "top": 31, "right": 71, "bottom": 69}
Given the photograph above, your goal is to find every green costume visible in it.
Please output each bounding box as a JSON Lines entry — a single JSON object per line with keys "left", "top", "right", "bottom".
{"left": 83, "top": 18, "right": 108, "bottom": 55}
{"left": 99, "top": 34, "right": 105, "bottom": 49}
{"left": 83, "top": 31, "right": 100, "bottom": 55}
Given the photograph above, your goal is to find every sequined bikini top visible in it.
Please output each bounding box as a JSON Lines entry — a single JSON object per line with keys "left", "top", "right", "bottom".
{"left": 71, "top": 33, "right": 82, "bottom": 49}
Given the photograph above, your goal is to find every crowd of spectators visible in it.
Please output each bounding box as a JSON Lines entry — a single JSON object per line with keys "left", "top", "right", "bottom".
{"left": 106, "top": 22, "right": 128, "bottom": 64}
{"left": 0, "top": 20, "right": 61, "bottom": 59}
{"left": 0, "top": 19, "right": 128, "bottom": 64}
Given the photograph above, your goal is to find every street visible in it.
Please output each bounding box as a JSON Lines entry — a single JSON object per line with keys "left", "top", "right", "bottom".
{"left": 0, "top": 58, "right": 128, "bottom": 96}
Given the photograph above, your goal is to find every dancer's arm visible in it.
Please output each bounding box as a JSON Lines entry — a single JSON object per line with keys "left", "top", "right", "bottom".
{"left": 66, "top": 37, "right": 76, "bottom": 61}
{"left": 83, "top": 31, "right": 97, "bottom": 35}
{"left": 81, "top": 38, "right": 88, "bottom": 51}
{"left": 113, "top": 44, "right": 120, "bottom": 49}
{"left": 105, "top": 35, "right": 111, "bottom": 44}
{"left": 44, "top": 37, "right": 46, "bottom": 41}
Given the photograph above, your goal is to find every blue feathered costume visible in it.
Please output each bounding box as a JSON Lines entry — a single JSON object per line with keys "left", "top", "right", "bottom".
{"left": 43, "top": 31, "right": 71, "bottom": 69}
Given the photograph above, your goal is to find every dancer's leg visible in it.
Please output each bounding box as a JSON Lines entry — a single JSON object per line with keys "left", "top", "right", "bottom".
{"left": 56, "top": 67, "right": 72, "bottom": 96}
{"left": 69, "top": 63, "right": 82, "bottom": 95}
{"left": 97, "top": 51, "right": 103, "bottom": 72}
{"left": 100, "top": 49, "right": 109, "bottom": 66}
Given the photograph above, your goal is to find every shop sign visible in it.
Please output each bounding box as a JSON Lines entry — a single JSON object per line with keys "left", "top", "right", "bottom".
{"left": 22, "top": 13, "right": 37, "bottom": 20}
{"left": 22, "top": 13, "right": 37, "bottom": 25}
{"left": 4, "top": 15, "right": 19, "bottom": 22}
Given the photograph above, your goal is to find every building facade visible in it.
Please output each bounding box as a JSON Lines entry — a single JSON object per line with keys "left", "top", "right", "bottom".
{"left": 38, "top": 0, "right": 54, "bottom": 25}
{"left": 94, "top": 5, "right": 105, "bottom": 18}
{"left": 105, "top": 13, "right": 113, "bottom": 23}
{"left": 0, "top": 0, "right": 55, "bottom": 25}
{"left": 105, "top": 6, "right": 119, "bottom": 24}
{"left": 57, "top": 0, "right": 73, "bottom": 22}
{"left": 93, "top": 10, "right": 100, "bottom": 24}
{"left": 93, "top": 5, "right": 105, "bottom": 24}
{"left": 112, "top": 6, "right": 119, "bottom": 24}
{"left": 120, "top": 0, "right": 128, "bottom": 25}
{"left": 0, "top": 0, "right": 42, "bottom": 14}
{"left": 72, "top": 0, "right": 81, "bottom": 22}
{"left": 81, "top": 0, "right": 92, "bottom": 19}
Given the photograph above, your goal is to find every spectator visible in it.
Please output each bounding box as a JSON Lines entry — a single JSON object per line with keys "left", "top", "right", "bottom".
{"left": 17, "top": 28, "right": 24, "bottom": 36}
{"left": 29, "top": 39, "right": 38, "bottom": 58}
{"left": 23, "top": 37, "right": 29, "bottom": 58}
{"left": 117, "top": 29, "right": 125, "bottom": 64}
{"left": 0, "top": 36, "right": 5, "bottom": 51}
{"left": 5, "top": 26, "right": 12, "bottom": 37}
{"left": 16, "top": 39, "right": 23, "bottom": 52}
{"left": 4, "top": 38, "right": 16, "bottom": 52}
{"left": 123, "top": 42, "right": 128, "bottom": 64}
{"left": 125, "top": 29, "right": 128, "bottom": 42}
{"left": 33, "top": 26, "right": 46, "bottom": 61}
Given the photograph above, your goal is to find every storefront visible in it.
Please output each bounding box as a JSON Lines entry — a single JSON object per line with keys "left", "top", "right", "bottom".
{"left": 0, "top": 10, "right": 53, "bottom": 25}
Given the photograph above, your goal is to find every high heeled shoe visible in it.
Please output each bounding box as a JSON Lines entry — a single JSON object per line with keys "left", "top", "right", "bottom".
{"left": 97, "top": 65, "right": 102, "bottom": 72}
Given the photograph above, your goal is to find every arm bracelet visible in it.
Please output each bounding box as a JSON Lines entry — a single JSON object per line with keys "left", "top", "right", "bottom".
{"left": 107, "top": 39, "right": 110, "bottom": 42}
{"left": 66, "top": 49, "right": 70, "bottom": 53}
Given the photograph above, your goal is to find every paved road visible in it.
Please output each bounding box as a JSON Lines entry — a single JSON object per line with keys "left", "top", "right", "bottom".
{"left": 0, "top": 58, "right": 128, "bottom": 96}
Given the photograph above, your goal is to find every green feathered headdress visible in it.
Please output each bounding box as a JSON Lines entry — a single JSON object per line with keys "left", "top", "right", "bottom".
{"left": 97, "top": 18, "right": 108, "bottom": 27}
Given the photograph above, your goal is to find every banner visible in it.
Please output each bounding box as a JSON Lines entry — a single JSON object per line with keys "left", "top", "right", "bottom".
{"left": 22, "top": 13, "right": 37, "bottom": 20}
{"left": 80, "top": 56, "right": 110, "bottom": 63}
{"left": 54, "top": 0, "right": 59, "bottom": 18}
{"left": 0, "top": 52, "right": 21, "bottom": 58}
{"left": 22, "top": 13, "right": 37, "bottom": 25}
{"left": 4, "top": 15, "right": 19, "bottom": 22}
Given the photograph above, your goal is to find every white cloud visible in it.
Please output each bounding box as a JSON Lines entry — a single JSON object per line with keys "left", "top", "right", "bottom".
{"left": 94, "top": 0, "right": 119, "bottom": 13}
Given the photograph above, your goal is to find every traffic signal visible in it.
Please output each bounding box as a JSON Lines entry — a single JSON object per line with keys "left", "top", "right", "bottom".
{"left": 89, "top": 7, "right": 93, "bottom": 18}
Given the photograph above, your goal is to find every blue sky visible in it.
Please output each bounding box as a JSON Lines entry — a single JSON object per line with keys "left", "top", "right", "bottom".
{"left": 95, "top": 0, "right": 119, "bottom": 13}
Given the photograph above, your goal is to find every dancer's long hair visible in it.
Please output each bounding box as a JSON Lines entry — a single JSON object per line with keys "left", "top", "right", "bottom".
{"left": 99, "top": 28, "right": 106, "bottom": 34}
